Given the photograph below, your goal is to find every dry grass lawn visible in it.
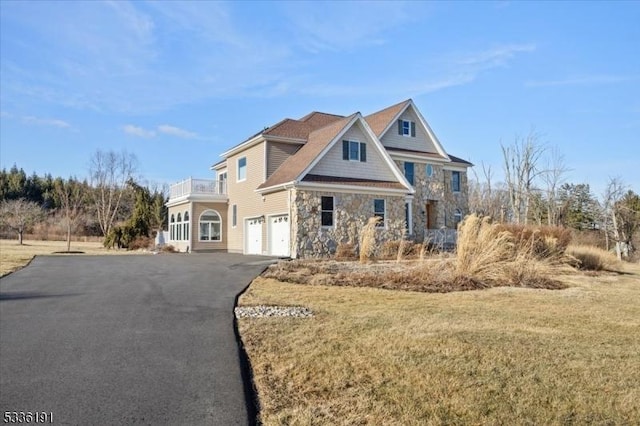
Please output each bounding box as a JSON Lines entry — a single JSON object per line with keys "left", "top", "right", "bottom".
{"left": 238, "top": 263, "right": 640, "bottom": 425}
{"left": 0, "top": 239, "right": 146, "bottom": 277}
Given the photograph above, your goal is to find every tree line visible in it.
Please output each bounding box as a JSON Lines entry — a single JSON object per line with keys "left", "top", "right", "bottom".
{"left": 0, "top": 150, "right": 167, "bottom": 251}
{"left": 469, "top": 129, "right": 639, "bottom": 260}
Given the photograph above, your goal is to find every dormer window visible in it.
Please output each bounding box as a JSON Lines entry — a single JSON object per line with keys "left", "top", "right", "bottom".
{"left": 398, "top": 119, "right": 416, "bottom": 137}
{"left": 342, "top": 140, "right": 367, "bottom": 162}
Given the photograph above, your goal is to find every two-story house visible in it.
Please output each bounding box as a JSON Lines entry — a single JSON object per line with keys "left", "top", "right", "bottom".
{"left": 166, "top": 99, "right": 472, "bottom": 257}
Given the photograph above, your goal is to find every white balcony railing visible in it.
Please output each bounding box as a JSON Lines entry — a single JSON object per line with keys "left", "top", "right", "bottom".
{"left": 169, "top": 178, "right": 227, "bottom": 200}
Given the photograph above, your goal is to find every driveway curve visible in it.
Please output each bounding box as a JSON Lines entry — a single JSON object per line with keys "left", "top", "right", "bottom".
{"left": 0, "top": 254, "right": 273, "bottom": 425}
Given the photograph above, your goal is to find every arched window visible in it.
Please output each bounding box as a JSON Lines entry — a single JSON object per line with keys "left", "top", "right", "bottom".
{"left": 454, "top": 209, "right": 463, "bottom": 228}
{"left": 199, "top": 210, "right": 221, "bottom": 241}
{"left": 177, "top": 213, "right": 182, "bottom": 240}
{"left": 183, "top": 211, "right": 190, "bottom": 241}
{"left": 170, "top": 214, "right": 175, "bottom": 240}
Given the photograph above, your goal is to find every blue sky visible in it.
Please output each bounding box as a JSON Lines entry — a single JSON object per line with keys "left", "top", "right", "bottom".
{"left": 1, "top": 1, "right": 638, "bottom": 194}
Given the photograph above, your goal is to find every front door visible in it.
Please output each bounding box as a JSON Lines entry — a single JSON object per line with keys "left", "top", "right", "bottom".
{"left": 425, "top": 201, "right": 437, "bottom": 229}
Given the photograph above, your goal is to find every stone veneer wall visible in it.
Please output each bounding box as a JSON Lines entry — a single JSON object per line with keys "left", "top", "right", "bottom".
{"left": 291, "top": 189, "right": 406, "bottom": 258}
{"left": 394, "top": 160, "right": 470, "bottom": 241}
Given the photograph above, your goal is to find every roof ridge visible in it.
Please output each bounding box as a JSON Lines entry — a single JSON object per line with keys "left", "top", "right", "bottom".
{"left": 307, "top": 112, "right": 357, "bottom": 136}
{"left": 298, "top": 111, "right": 345, "bottom": 122}
{"left": 364, "top": 99, "right": 411, "bottom": 118}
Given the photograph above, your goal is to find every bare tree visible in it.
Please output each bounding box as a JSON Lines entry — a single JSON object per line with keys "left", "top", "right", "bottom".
{"left": 541, "top": 148, "right": 570, "bottom": 226}
{"left": 501, "top": 129, "right": 546, "bottom": 224}
{"left": 89, "top": 150, "right": 138, "bottom": 237}
{"left": 0, "top": 199, "right": 44, "bottom": 244}
{"left": 601, "top": 177, "right": 626, "bottom": 260}
{"left": 469, "top": 162, "right": 510, "bottom": 221}
{"left": 54, "top": 178, "right": 85, "bottom": 252}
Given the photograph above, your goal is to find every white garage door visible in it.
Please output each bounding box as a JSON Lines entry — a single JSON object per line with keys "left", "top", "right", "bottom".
{"left": 245, "top": 218, "right": 262, "bottom": 255}
{"left": 269, "top": 215, "right": 290, "bottom": 257}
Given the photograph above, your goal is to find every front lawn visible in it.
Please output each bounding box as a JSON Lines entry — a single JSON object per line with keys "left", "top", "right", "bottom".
{"left": 238, "top": 262, "right": 640, "bottom": 425}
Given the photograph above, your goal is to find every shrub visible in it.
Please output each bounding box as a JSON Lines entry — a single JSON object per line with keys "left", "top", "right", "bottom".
{"left": 335, "top": 243, "right": 356, "bottom": 261}
{"left": 129, "top": 236, "right": 152, "bottom": 250}
{"left": 161, "top": 244, "right": 177, "bottom": 253}
{"left": 566, "top": 244, "right": 621, "bottom": 271}
{"left": 455, "top": 214, "right": 564, "bottom": 288}
{"left": 359, "top": 217, "right": 381, "bottom": 263}
{"left": 455, "top": 215, "right": 514, "bottom": 282}
{"left": 495, "top": 223, "right": 571, "bottom": 260}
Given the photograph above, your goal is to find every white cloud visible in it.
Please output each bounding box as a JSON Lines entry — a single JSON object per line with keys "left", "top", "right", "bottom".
{"left": 157, "top": 124, "right": 198, "bottom": 139}
{"left": 525, "top": 74, "right": 637, "bottom": 88}
{"left": 123, "top": 124, "right": 155, "bottom": 138}
{"left": 22, "top": 116, "right": 72, "bottom": 128}
{"left": 283, "top": 1, "right": 415, "bottom": 52}
{"left": 0, "top": 111, "right": 72, "bottom": 129}
{"left": 457, "top": 43, "right": 537, "bottom": 69}
{"left": 294, "top": 43, "right": 535, "bottom": 98}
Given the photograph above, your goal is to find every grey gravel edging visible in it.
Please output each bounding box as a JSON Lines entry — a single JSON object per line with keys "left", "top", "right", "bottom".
{"left": 235, "top": 305, "right": 313, "bottom": 318}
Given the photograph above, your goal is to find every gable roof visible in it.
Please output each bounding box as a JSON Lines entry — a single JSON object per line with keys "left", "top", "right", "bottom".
{"left": 256, "top": 114, "right": 357, "bottom": 190}
{"left": 365, "top": 99, "right": 450, "bottom": 160}
{"left": 364, "top": 99, "right": 411, "bottom": 137}
{"left": 222, "top": 112, "right": 344, "bottom": 157}
{"left": 257, "top": 113, "right": 415, "bottom": 193}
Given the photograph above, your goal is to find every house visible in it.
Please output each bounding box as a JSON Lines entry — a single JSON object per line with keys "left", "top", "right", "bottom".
{"left": 166, "top": 99, "right": 472, "bottom": 257}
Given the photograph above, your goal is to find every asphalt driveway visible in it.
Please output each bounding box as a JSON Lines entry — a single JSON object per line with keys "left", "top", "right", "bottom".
{"left": 0, "top": 254, "right": 273, "bottom": 425}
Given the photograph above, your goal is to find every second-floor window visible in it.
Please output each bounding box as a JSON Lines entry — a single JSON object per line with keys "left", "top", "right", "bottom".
{"left": 404, "top": 162, "right": 414, "bottom": 185}
{"left": 398, "top": 119, "right": 416, "bottom": 137}
{"left": 342, "top": 140, "right": 367, "bottom": 162}
{"left": 237, "top": 157, "right": 247, "bottom": 182}
{"left": 452, "top": 171, "right": 461, "bottom": 192}
{"left": 321, "top": 196, "right": 334, "bottom": 227}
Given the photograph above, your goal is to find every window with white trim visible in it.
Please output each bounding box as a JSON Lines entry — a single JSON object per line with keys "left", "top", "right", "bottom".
{"left": 398, "top": 119, "right": 416, "bottom": 137}
{"left": 342, "top": 140, "right": 367, "bottom": 162}
{"left": 170, "top": 214, "right": 175, "bottom": 240}
{"left": 232, "top": 204, "right": 237, "bottom": 228}
{"left": 321, "top": 196, "right": 334, "bottom": 227}
{"left": 199, "top": 210, "right": 222, "bottom": 241}
{"left": 218, "top": 172, "right": 227, "bottom": 193}
{"left": 177, "top": 212, "right": 182, "bottom": 240}
{"left": 452, "top": 171, "right": 461, "bottom": 192}
{"left": 426, "top": 164, "right": 434, "bottom": 178}
{"left": 374, "top": 199, "right": 385, "bottom": 227}
{"left": 183, "top": 211, "right": 189, "bottom": 241}
{"left": 237, "top": 157, "right": 247, "bottom": 182}
{"left": 404, "top": 162, "right": 414, "bottom": 185}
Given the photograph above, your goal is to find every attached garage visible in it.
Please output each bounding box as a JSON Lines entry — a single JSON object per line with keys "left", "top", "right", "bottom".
{"left": 245, "top": 217, "right": 263, "bottom": 255}
{"left": 268, "top": 214, "right": 290, "bottom": 257}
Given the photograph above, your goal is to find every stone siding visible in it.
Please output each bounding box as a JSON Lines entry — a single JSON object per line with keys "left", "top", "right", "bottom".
{"left": 395, "top": 160, "right": 469, "bottom": 241}
{"left": 291, "top": 189, "right": 406, "bottom": 258}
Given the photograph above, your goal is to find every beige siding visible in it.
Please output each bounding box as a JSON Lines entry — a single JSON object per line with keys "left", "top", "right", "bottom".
{"left": 308, "top": 122, "right": 397, "bottom": 181}
{"left": 192, "top": 201, "right": 228, "bottom": 252}
{"left": 266, "top": 142, "right": 300, "bottom": 178}
{"left": 225, "top": 142, "right": 292, "bottom": 254}
{"left": 380, "top": 106, "right": 439, "bottom": 153}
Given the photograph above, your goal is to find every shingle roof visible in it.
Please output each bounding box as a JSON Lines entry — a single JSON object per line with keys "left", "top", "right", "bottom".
{"left": 385, "top": 147, "right": 447, "bottom": 160}
{"left": 448, "top": 154, "right": 474, "bottom": 166}
{"left": 246, "top": 112, "right": 345, "bottom": 141}
{"left": 302, "top": 174, "right": 406, "bottom": 190}
{"left": 256, "top": 114, "right": 356, "bottom": 190}
{"left": 364, "top": 99, "right": 411, "bottom": 137}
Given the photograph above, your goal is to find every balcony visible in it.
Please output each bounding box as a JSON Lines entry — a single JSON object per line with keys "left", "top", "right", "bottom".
{"left": 169, "top": 178, "right": 227, "bottom": 201}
